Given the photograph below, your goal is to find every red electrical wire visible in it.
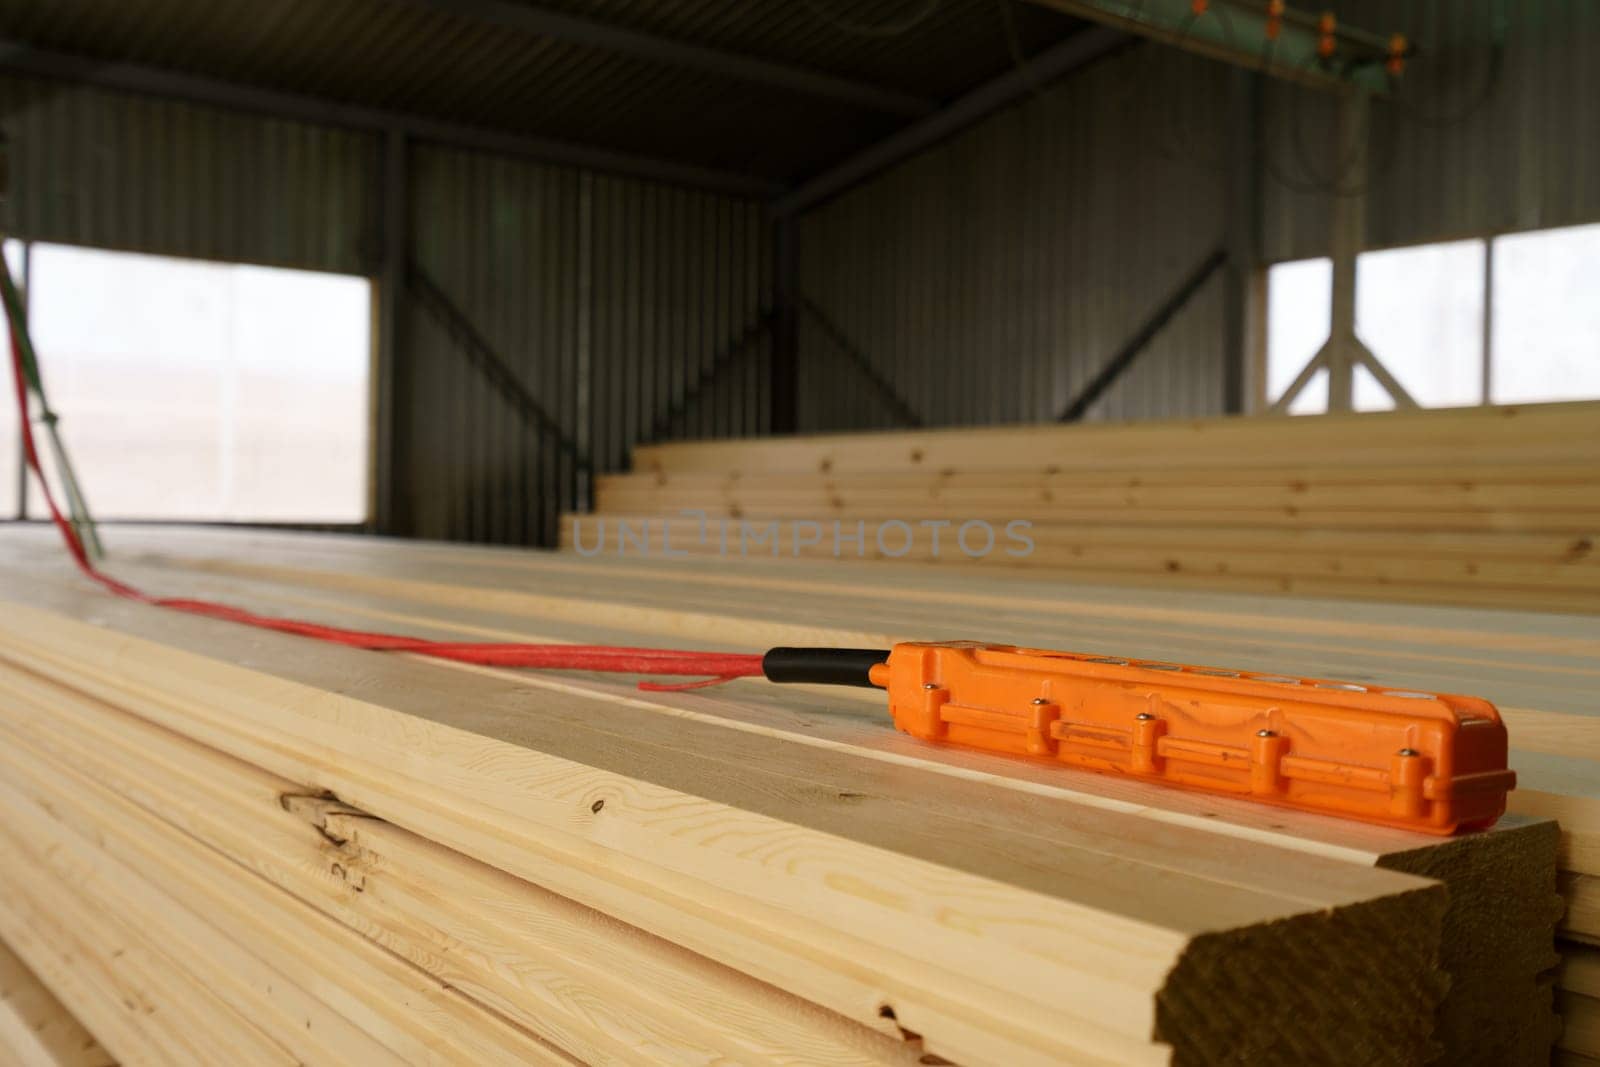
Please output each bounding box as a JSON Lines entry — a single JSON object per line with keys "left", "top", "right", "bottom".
{"left": 6, "top": 320, "right": 764, "bottom": 691}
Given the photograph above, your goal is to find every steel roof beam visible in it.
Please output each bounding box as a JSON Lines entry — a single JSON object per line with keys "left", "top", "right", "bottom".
{"left": 772, "top": 25, "right": 1128, "bottom": 217}
{"left": 0, "top": 39, "right": 780, "bottom": 198}
{"left": 388, "top": 0, "right": 936, "bottom": 118}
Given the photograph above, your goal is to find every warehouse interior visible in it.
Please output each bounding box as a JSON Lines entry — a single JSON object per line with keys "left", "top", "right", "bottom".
{"left": 0, "top": 1, "right": 1592, "bottom": 544}
{"left": 0, "top": 2, "right": 1596, "bottom": 1065}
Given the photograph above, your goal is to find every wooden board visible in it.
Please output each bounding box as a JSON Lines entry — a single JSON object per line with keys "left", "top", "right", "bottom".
{"left": 1561, "top": 989, "right": 1600, "bottom": 1059}
{"left": 632, "top": 401, "right": 1600, "bottom": 475}
{"left": 594, "top": 465, "right": 1600, "bottom": 534}
{"left": 0, "top": 941, "right": 114, "bottom": 1067}
{"left": 1568, "top": 945, "right": 1600, "bottom": 998}
{"left": 560, "top": 512, "right": 1600, "bottom": 613}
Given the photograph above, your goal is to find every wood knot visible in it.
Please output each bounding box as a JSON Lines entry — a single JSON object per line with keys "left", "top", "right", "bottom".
{"left": 590, "top": 799, "right": 605, "bottom": 814}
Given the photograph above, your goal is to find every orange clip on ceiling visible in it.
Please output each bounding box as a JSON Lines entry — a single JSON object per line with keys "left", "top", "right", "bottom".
{"left": 1317, "top": 11, "right": 1338, "bottom": 58}
{"left": 868, "top": 641, "right": 1514, "bottom": 834}
{"left": 1387, "top": 32, "right": 1410, "bottom": 76}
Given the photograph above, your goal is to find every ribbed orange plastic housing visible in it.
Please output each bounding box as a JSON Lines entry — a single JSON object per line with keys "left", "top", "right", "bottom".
{"left": 868, "top": 641, "right": 1514, "bottom": 834}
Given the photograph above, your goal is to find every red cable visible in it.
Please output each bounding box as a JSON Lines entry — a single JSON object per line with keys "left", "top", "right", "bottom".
{"left": 6, "top": 320, "right": 764, "bottom": 690}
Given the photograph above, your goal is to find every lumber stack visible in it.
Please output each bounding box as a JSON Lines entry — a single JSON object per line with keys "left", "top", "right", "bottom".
{"left": 0, "top": 526, "right": 1576, "bottom": 1065}
{"left": 574, "top": 400, "right": 1600, "bottom": 613}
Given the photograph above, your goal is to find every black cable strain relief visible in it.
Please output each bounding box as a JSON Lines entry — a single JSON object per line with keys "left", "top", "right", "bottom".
{"left": 762, "top": 647, "right": 890, "bottom": 689}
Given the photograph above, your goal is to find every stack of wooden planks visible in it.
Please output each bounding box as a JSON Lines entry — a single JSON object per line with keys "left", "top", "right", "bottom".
{"left": 578, "top": 400, "right": 1600, "bottom": 613}
{"left": 0, "top": 526, "right": 1579, "bottom": 1064}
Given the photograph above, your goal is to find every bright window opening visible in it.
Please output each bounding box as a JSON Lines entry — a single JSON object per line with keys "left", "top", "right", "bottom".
{"left": 6, "top": 243, "right": 371, "bottom": 523}
{"left": 1265, "top": 224, "right": 1600, "bottom": 414}
{"left": 1491, "top": 222, "right": 1600, "bottom": 404}
{"left": 1264, "top": 257, "right": 1331, "bottom": 416}
{"left": 1355, "top": 239, "right": 1484, "bottom": 409}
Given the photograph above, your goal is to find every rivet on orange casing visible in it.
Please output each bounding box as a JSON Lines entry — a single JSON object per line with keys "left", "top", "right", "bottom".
{"left": 867, "top": 641, "right": 1514, "bottom": 834}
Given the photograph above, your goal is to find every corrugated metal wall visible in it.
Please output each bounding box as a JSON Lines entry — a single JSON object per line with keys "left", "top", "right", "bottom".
{"left": 796, "top": 43, "right": 1231, "bottom": 432}
{"left": 399, "top": 145, "right": 769, "bottom": 544}
{"left": 0, "top": 74, "right": 378, "bottom": 274}
{"left": 0, "top": 77, "right": 773, "bottom": 546}
{"left": 795, "top": 1, "right": 1600, "bottom": 432}
{"left": 1261, "top": 0, "right": 1600, "bottom": 261}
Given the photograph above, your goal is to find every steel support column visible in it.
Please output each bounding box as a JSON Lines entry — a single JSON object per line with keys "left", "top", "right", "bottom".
{"left": 374, "top": 129, "right": 406, "bottom": 535}
{"left": 1324, "top": 93, "right": 1363, "bottom": 412}
{"left": 1221, "top": 68, "right": 1259, "bottom": 415}
{"left": 1269, "top": 91, "right": 1417, "bottom": 415}
{"left": 770, "top": 217, "right": 800, "bottom": 435}
{"left": 12, "top": 241, "right": 28, "bottom": 520}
